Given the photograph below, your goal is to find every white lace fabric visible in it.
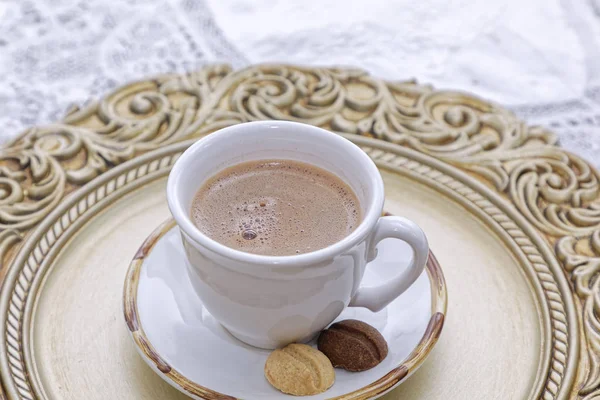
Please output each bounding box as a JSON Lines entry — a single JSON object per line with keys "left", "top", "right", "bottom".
{"left": 1, "top": 0, "right": 598, "bottom": 166}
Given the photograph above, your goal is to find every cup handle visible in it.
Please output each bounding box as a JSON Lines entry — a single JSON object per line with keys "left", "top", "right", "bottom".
{"left": 349, "top": 216, "right": 429, "bottom": 312}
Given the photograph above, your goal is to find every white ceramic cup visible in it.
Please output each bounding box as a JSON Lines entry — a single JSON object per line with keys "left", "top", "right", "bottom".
{"left": 167, "top": 121, "right": 429, "bottom": 349}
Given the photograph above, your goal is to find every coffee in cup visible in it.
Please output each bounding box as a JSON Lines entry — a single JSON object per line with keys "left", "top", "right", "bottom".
{"left": 190, "top": 159, "right": 362, "bottom": 256}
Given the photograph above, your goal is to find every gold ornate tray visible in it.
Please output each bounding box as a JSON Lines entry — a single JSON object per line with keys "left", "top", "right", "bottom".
{"left": 0, "top": 64, "right": 598, "bottom": 400}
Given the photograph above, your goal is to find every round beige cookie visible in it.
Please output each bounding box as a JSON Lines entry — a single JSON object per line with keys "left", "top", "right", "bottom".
{"left": 264, "top": 343, "right": 335, "bottom": 396}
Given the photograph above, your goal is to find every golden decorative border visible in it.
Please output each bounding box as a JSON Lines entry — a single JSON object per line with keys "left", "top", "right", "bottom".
{"left": 0, "top": 64, "right": 597, "bottom": 398}
{"left": 123, "top": 218, "right": 446, "bottom": 400}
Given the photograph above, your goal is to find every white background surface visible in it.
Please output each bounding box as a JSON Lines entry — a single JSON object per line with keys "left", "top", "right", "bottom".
{"left": 1, "top": 0, "right": 599, "bottom": 165}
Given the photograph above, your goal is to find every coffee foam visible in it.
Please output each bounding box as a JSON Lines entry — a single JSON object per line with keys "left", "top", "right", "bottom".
{"left": 191, "top": 160, "right": 362, "bottom": 256}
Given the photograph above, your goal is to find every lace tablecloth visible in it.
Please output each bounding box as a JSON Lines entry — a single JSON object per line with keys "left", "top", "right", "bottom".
{"left": 1, "top": 0, "right": 599, "bottom": 166}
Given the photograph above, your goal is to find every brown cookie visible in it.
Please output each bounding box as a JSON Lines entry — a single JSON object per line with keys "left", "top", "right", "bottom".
{"left": 264, "top": 343, "right": 335, "bottom": 396}
{"left": 318, "top": 319, "right": 388, "bottom": 371}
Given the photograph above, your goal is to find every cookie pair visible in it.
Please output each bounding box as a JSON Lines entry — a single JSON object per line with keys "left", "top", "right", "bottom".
{"left": 264, "top": 320, "right": 388, "bottom": 396}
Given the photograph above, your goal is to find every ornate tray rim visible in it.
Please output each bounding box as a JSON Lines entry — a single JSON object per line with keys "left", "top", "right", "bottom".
{"left": 0, "top": 64, "right": 598, "bottom": 399}
{"left": 0, "top": 135, "right": 578, "bottom": 399}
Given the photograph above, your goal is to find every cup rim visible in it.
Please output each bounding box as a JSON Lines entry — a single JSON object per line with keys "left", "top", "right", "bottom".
{"left": 166, "top": 121, "right": 384, "bottom": 266}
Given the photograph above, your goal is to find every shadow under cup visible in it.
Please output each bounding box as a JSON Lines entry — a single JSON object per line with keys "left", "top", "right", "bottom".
{"left": 167, "top": 121, "right": 384, "bottom": 349}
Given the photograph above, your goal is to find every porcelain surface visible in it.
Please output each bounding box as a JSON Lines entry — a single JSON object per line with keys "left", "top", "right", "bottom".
{"left": 166, "top": 121, "right": 429, "bottom": 349}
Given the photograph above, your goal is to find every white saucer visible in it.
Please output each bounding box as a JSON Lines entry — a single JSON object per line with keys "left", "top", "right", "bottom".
{"left": 123, "top": 219, "right": 447, "bottom": 400}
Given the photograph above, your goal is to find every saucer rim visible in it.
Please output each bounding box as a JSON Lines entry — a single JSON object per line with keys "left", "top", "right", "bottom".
{"left": 123, "top": 217, "right": 448, "bottom": 400}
